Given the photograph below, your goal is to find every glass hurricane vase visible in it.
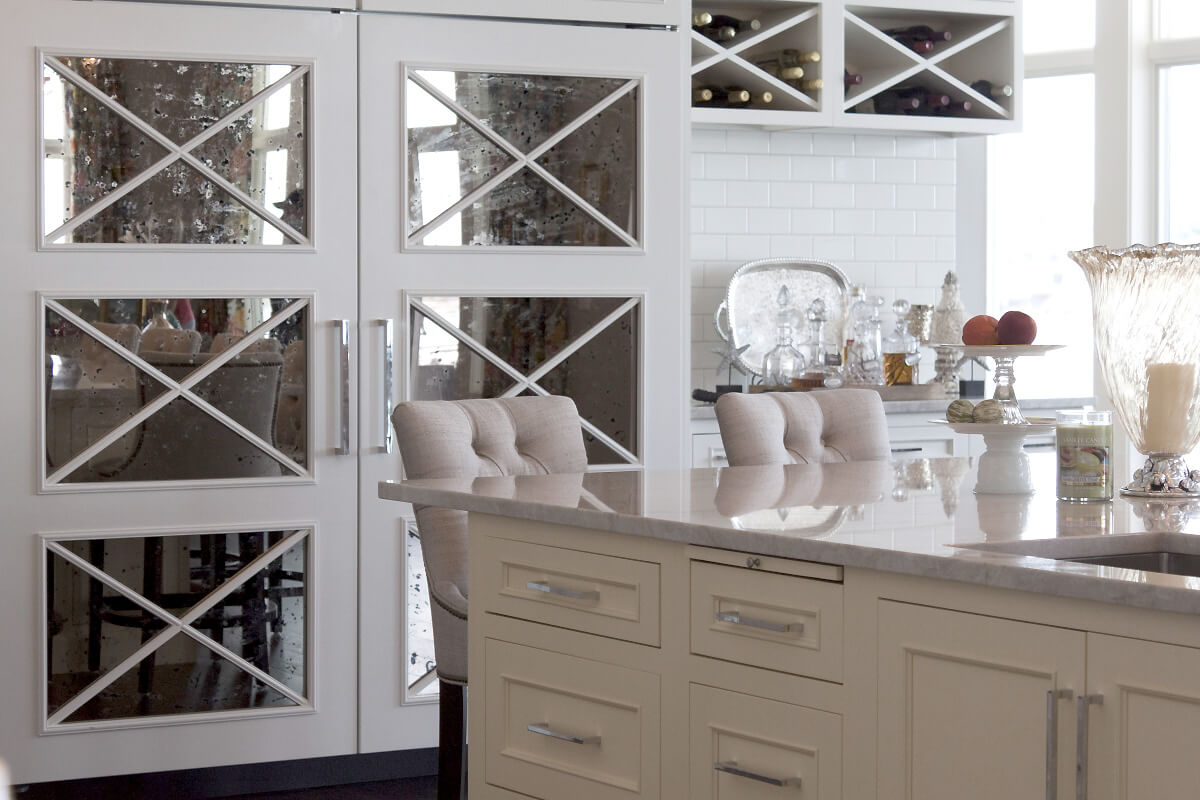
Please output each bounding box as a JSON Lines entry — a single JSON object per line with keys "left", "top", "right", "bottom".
{"left": 1069, "top": 243, "right": 1200, "bottom": 497}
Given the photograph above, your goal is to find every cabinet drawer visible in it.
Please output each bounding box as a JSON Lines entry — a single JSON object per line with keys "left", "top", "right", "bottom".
{"left": 479, "top": 536, "right": 660, "bottom": 646}
{"left": 690, "top": 684, "right": 842, "bottom": 800}
{"left": 692, "top": 432, "right": 728, "bottom": 468}
{"left": 484, "top": 638, "right": 660, "bottom": 800}
{"left": 690, "top": 560, "right": 843, "bottom": 682}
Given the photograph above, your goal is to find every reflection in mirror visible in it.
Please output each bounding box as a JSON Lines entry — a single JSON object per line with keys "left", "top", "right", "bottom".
{"left": 405, "top": 69, "right": 637, "bottom": 247}
{"left": 405, "top": 524, "right": 438, "bottom": 700}
{"left": 46, "top": 530, "right": 307, "bottom": 724}
{"left": 42, "top": 57, "right": 308, "bottom": 245}
{"left": 715, "top": 461, "right": 894, "bottom": 535}
{"left": 410, "top": 296, "right": 639, "bottom": 464}
{"left": 45, "top": 297, "right": 308, "bottom": 484}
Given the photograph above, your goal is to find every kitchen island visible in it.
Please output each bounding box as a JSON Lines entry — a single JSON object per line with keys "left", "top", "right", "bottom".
{"left": 380, "top": 454, "right": 1200, "bottom": 799}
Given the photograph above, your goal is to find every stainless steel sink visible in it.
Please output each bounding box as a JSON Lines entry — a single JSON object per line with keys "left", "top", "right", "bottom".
{"left": 1056, "top": 551, "right": 1200, "bottom": 577}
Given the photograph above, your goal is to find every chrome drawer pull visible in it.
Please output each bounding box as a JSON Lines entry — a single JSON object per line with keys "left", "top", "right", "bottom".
{"left": 1046, "top": 688, "right": 1073, "bottom": 800}
{"left": 716, "top": 610, "right": 804, "bottom": 634}
{"left": 1076, "top": 694, "right": 1103, "bottom": 800}
{"left": 527, "top": 722, "right": 600, "bottom": 746}
{"left": 525, "top": 581, "right": 600, "bottom": 602}
{"left": 714, "top": 761, "right": 801, "bottom": 788}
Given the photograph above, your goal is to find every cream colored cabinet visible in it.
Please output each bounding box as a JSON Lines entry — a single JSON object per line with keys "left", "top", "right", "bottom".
{"left": 690, "top": 684, "right": 841, "bottom": 799}
{"left": 877, "top": 601, "right": 1085, "bottom": 799}
{"left": 1086, "top": 634, "right": 1200, "bottom": 800}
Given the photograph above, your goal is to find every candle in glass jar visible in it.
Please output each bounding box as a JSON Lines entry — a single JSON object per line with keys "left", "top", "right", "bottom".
{"left": 1143, "top": 362, "right": 1197, "bottom": 454}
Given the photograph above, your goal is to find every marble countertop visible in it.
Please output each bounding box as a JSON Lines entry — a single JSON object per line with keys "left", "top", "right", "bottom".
{"left": 690, "top": 396, "right": 1095, "bottom": 419}
{"left": 381, "top": 453, "right": 1200, "bottom": 615}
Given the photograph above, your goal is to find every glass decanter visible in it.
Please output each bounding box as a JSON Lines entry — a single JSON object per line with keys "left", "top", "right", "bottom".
{"left": 883, "top": 299, "right": 921, "bottom": 385}
{"left": 846, "top": 294, "right": 884, "bottom": 386}
{"left": 760, "top": 285, "right": 806, "bottom": 387}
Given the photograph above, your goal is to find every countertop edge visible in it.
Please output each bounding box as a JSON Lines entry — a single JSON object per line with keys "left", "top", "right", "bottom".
{"left": 380, "top": 480, "right": 1200, "bottom": 617}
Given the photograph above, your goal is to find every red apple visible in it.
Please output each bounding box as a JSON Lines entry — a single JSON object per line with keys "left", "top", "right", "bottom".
{"left": 962, "top": 314, "right": 1000, "bottom": 345}
{"left": 996, "top": 310, "right": 1037, "bottom": 345}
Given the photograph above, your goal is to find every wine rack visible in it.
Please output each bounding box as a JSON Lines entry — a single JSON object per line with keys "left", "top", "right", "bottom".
{"left": 689, "top": 0, "right": 1020, "bottom": 134}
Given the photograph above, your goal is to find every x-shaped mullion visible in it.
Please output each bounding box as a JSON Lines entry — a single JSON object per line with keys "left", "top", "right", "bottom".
{"left": 406, "top": 70, "right": 639, "bottom": 247}
{"left": 45, "top": 531, "right": 309, "bottom": 725}
{"left": 43, "top": 57, "right": 309, "bottom": 245}
{"left": 411, "top": 297, "right": 639, "bottom": 463}
{"left": 45, "top": 298, "right": 308, "bottom": 484}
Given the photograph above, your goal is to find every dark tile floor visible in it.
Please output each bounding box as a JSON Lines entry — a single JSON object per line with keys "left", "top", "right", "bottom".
{"left": 236, "top": 776, "right": 436, "bottom": 799}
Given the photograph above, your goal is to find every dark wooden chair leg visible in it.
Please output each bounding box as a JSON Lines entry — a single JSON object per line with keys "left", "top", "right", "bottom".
{"left": 438, "top": 680, "right": 465, "bottom": 800}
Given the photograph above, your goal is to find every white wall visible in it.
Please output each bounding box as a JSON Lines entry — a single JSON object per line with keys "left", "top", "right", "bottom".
{"left": 689, "top": 128, "right": 959, "bottom": 391}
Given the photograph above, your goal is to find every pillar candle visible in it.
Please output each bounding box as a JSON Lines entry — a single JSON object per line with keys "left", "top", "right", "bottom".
{"left": 1143, "top": 362, "right": 1197, "bottom": 454}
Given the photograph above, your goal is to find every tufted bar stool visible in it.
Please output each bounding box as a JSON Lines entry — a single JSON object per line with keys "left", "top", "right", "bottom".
{"left": 714, "top": 388, "right": 890, "bottom": 467}
{"left": 390, "top": 396, "right": 588, "bottom": 800}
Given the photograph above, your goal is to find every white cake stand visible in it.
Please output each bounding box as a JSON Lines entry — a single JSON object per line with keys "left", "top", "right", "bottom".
{"left": 932, "top": 419, "right": 1056, "bottom": 494}
{"left": 956, "top": 344, "right": 1064, "bottom": 424}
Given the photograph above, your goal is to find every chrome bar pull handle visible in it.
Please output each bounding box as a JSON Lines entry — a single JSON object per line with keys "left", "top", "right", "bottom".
{"left": 527, "top": 722, "right": 599, "bottom": 746}
{"left": 1046, "top": 689, "right": 1073, "bottom": 800}
{"left": 380, "top": 318, "right": 394, "bottom": 453}
{"left": 525, "top": 581, "right": 599, "bottom": 602}
{"left": 715, "top": 610, "right": 804, "bottom": 635}
{"left": 714, "top": 761, "right": 801, "bottom": 788}
{"left": 1076, "top": 694, "right": 1103, "bottom": 800}
{"left": 335, "top": 319, "right": 350, "bottom": 456}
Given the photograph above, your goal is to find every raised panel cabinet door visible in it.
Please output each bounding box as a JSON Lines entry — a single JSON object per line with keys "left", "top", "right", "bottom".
{"left": 876, "top": 601, "right": 1085, "bottom": 800}
{"left": 1086, "top": 633, "right": 1200, "bottom": 800}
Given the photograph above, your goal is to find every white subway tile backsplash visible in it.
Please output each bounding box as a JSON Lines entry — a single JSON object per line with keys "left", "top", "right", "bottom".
{"left": 854, "top": 134, "right": 896, "bottom": 157}
{"left": 834, "top": 209, "right": 875, "bottom": 235}
{"left": 874, "top": 158, "right": 917, "bottom": 184}
{"left": 813, "top": 133, "right": 855, "bottom": 155}
{"left": 688, "top": 129, "right": 956, "bottom": 390}
{"left": 813, "top": 183, "right": 855, "bottom": 208}
{"left": 896, "top": 136, "right": 938, "bottom": 158}
{"left": 748, "top": 154, "right": 792, "bottom": 181}
{"left": 704, "top": 207, "right": 749, "bottom": 234}
{"left": 769, "top": 235, "right": 814, "bottom": 257}
{"left": 691, "top": 128, "right": 727, "bottom": 152}
{"left": 706, "top": 153, "right": 750, "bottom": 180}
{"left": 791, "top": 155, "right": 835, "bottom": 181}
{"left": 747, "top": 208, "right": 792, "bottom": 234}
{"left": 792, "top": 208, "right": 836, "bottom": 233}
{"left": 875, "top": 210, "right": 917, "bottom": 235}
{"left": 726, "top": 181, "right": 771, "bottom": 207}
{"left": 770, "top": 181, "right": 813, "bottom": 207}
{"left": 691, "top": 180, "right": 726, "bottom": 207}
{"left": 834, "top": 157, "right": 875, "bottom": 182}
{"left": 769, "top": 131, "right": 814, "bottom": 154}
{"left": 727, "top": 128, "right": 771, "bottom": 154}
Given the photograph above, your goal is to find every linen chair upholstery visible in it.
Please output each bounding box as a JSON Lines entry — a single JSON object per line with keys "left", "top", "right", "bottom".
{"left": 139, "top": 327, "right": 201, "bottom": 355}
{"left": 715, "top": 388, "right": 889, "bottom": 467}
{"left": 391, "top": 396, "right": 588, "bottom": 684}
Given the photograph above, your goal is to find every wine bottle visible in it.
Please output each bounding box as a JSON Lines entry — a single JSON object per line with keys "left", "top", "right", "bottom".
{"left": 764, "top": 64, "right": 806, "bottom": 80}
{"left": 694, "top": 87, "right": 753, "bottom": 107}
{"left": 796, "top": 78, "right": 823, "bottom": 91}
{"left": 692, "top": 11, "right": 713, "bottom": 26}
{"left": 969, "top": 79, "right": 1014, "bottom": 100}
{"left": 893, "top": 37, "right": 934, "bottom": 54}
{"left": 709, "top": 14, "right": 761, "bottom": 31}
{"left": 894, "top": 86, "right": 951, "bottom": 112}
{"left": 934, "top": 99, "right": 973, "bottom": 115}
{"left": 871, "top": 90, "right": 922, "bottom": 114}
{"left": 754, "top": 49, "right": 820, "bottom": 70}
{"left": 754, "top": 90, "right": 774, "bottom": 105}
{"left": 692, "top": 87, "right": 714, "bottom": 104}
{"left": 884, "top": 24, "right": 952, "bottom": 43}
{"left": 696, "top": 24, "right": 737, "bottom": 42}
{"left": 844, "top": 69, "right": 864, "bottom": 88}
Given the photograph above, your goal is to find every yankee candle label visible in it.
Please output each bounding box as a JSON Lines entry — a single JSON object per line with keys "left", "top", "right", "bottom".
{"left": 1057, "top": 424, "right": 1112, "bottom": 498}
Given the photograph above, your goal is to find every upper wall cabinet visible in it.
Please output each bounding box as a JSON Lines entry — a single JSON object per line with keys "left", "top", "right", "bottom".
{"left": 360, "top": 0, "right": 682, "bottom": 26}
{"left": 112, "top": 0, "right": 357, "bottom": 8}
{"left": 690, "top": 0, "right": 1021, "bottom": 134}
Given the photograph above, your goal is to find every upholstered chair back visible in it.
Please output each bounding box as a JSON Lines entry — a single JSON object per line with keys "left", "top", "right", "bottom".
{"left": 391, "top": 396, "right": 587, "bottom": 683}
{"left": 715, "top": 389, "right": 890, "bottom": 467}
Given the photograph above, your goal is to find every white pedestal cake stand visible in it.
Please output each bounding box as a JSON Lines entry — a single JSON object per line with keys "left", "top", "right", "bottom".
{"left": 932, "top": 419, "right": 1057, "bottom": 494}
{"left": 955, "top": 344, "right": 1065, "bottom": 424}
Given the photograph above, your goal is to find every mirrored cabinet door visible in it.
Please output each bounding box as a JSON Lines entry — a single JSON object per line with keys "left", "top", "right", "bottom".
{"left": 2, "top": 0, "right": 358, "bottom": 784}
{"left": 358, "top": 14, "right": 685, "bottom": 754}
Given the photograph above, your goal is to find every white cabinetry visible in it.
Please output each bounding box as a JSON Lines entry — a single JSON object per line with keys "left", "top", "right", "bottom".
{"left": 690, "top": 0, "right": 1020, "bottom": 133}
{"left": 360, "top": 0, "right": 681, "bottom": 26}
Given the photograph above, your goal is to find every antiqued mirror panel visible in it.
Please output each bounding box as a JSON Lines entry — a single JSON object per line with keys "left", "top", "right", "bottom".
{"left": 405, "top": 522, "right": 438, "bottom": 701}
{"left": 46, "top": 529, "right": 309, "bottom": 726}
{"left": 45, "top": 297, "right": 308, "bottom": 485}
{"left": 409, "top": 295, "right": 640, "bottom": 464}
{"left": 405, "top": 69, "right": 639, "bottom": 247}
{"left": 42, "top": 56, "right": 308, "bottom": 245}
